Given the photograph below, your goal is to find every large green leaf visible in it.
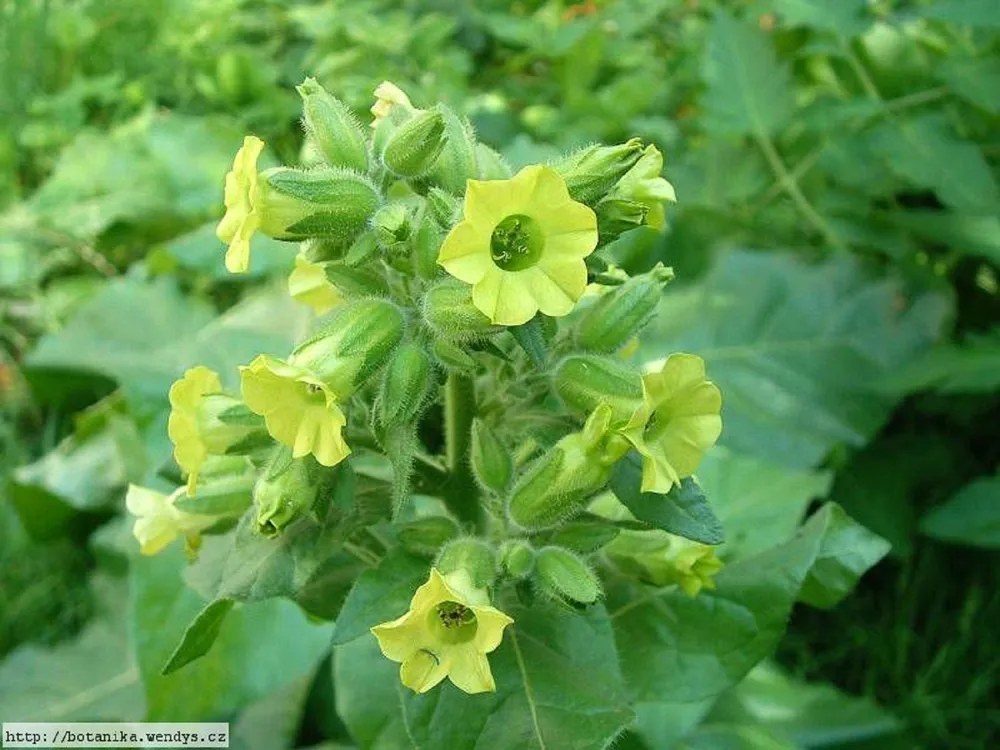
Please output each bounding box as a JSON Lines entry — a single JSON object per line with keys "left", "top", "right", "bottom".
{"left": 920, "top": 0, "right": 1000, "bottom": 27}
{"left": 640, "top": 250, "right": 949, "bottom": 469}
{"left": 609, "top": 503, "right": 888, "bottom": 703}
{"left": 879, "top": 329, "right": 1000, "bottom": 394}
{"left": 702, "top": 11, "right": 793, "bottom": 137}
{"left": 920, "top": 472, "right": 1000, "bottom": 549}
{"left": 937, "top": 56, "right": 1000, "bottom": 114}
{"left": 26, "top": 278, "right": 309, "bottom": 406}
{"left": 696, "top": 448, "right": 833, "bottom": 562}
{"left": 870, "top": 116, "right": 1000, "bottom": 213}
{"left": 130, "top": 545, "right": 333, "bottom": 721}
{"left": 887, "top": 211, "right": 1000, "bottom": 265}
{"left": 0, "top": 576, "right": 144, "bottom": 721}
{"left": 766, "top": 0, "right": 870, "bottom": 35}
{"left": 335, "top": 603, "right": 633, "bottom": 750}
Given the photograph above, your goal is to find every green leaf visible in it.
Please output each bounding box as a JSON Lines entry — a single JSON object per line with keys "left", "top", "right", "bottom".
{"left": 920, "top": 472, "right": 1000, "bottom": 548}
{"left": 130, "top": 545, "right": 333, "bottom": 721}
{"left": 230, "top": 672, "right": 316, "bottom": 750}
{"left": 161, "top": 598, "right": 235, "bottom": 675}
{"left": 766, "top": 0, "right": 870, "bottom": 35}
{"left": 870, "top": 116, "right": 1000, "bottom": 213}
{"left": 610, "top": 453, "right": 724, "bottom": 545}
{"left": 330, "top": 548, "right": 429, "bottom": 646}
{"left": 937, "top": 56, "right": 1000, "bottom": 114}
{"left": 609, "top": 502, "right": 887, "bottom": 703}
{"left": 26, "top": 278, "right": 309, "bottom": 407}
{"left": 702, "top": 11, "right": 793, "bottom": 136}
{"left": 696, "top": 448, "right": 833, "bottom": 561}
{"left": 0, "top": 576, "right": 144, "bottom": 721}
{"left": 920, "top": 0, "right": 1000, "bottom": 27}
{"left": 510, "top": 317, "right": 548, "bottom": 368}
{"left": 878, "top": 329, "right": 1000, "bottom": 394}
{"left": 640, "top": 250, "right": 950, "bottom": 469}
{"left": 335, "top": 603, "right": 633, "bottom": 750}
{"left": 887, "top": 211, "right": 1000, "bottom": 264}
{"left": 185, "top": 463, "right": 369, "bottom": 613}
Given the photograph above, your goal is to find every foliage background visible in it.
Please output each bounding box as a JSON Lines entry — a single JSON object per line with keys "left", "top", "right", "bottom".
{"left": 1, "top": 0, "right": 998, "bottom": 747}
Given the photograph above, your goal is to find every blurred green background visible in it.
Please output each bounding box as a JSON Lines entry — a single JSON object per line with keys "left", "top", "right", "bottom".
{"left": 1, "top": 0, "right": 998, "bottom": 747}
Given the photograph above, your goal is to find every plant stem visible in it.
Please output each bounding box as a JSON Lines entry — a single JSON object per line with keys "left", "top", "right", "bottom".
{"left": 443, "top": 373, "right": 483, "bottom": 532}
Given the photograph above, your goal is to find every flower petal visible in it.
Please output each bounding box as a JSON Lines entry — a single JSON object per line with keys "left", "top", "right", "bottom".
{"left": 526, "top": 258, "right": 588, "bottom": 317}
{"left": 371, "top": 611, "right": 422, "bottom": 662}
{"left": 447, "top": 647, "right": 496, "bottom": 694}
{"left": 472, "top": 267, "right": 539, "bottom": 326}
{"left": 437, "top": 220, "right": 493, "bottom": 284}
{"left": 471, "top": 605, "right": 514, "bottom": 653}
{"left": 401, "top": 650, "right": 450, "bottom": 693}
{"left": 410, "top": 567, "right": 463, "bottom": 612}
{"left": 288, "top": 254, "right": 342, "bottom": 315}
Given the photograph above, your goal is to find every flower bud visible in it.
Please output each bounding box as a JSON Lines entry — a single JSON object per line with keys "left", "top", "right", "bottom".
{"left": 549, "top": 138, "right": 644, "bottom": 205}
{"left": 431, "top": 338, "right": 478, "bottom": 373}
{"left": 372, "top": 202, "right": 415, "bottom": 253}
{"left": 370, "top": 80, "right": 414, "bottom": 128}
{"left": 475, "top": 143, "right": 512, "bottom": 180}
{"left": 344, "top": 230, "right": 379, "bottom": 266}
{"left": 576, "top": 264, "right": 674, "bottom": 353}
{"left": 554, "top": 355, "right": 644, "bottom": 425}
{"left": 604, "top": 530, "right": 722, "bottom": 596}
{"left": 290, "top": 298, "right": 405, "bottom": 396}
{"left": 381, "top": 109, "right": 447, "bottom": 177}
{"left": 607, "top": 144, "right": 677, "bottom": 230}
{"left": 595, "top": 198, "right": 647, "bottom": 243}
{"left": 499, "top": 539, "right": 534, "bottom": 579}
{"left": 397, "top": 515, "right": 460, "bottom": 557}
{"left": 426, "top": 105, "right": 478, "bottom": 194}
{"left": 378, "top": 344, "right": 433, "bottom": 427}
{"left": 536, "top": 546, "right": 602, "bottom": 605}
{"left": 297, "top": 77, "right": 369, "bottom": 172}
{"left": 255, "top": 167, "right": 380, "bottom": 245}
{"left": 253, "top": 447, "right": 320, "bottom": 537}
{"left": 549, "top": 518, "right": 620, "bottom": 554}
{"left": 470, "top": 419, "right": 512, "bottom": 493}
{"left": 413, "top": 210, "right": 444, "bottom": 280}
{"left": 423, "top": 279, "right": 500, "bottom": 341}
{"left": 323, "top": 261, "right": 391, "bottom": 298}
{"left": 427, "top": 187, "right": 460, "bottom": 227}
{"left": 436, "top": 538, "right": 496, "bottom": 593}
{"left": 507, "top": 407, "right": 618, "bottom": 531}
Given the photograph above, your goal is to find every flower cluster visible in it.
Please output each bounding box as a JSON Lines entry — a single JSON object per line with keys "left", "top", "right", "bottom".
{"left": 127, "top": 80, "right": 723, "bottom": 695}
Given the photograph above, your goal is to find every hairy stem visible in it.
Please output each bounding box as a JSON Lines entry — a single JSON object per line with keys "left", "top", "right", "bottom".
{"left": 443, "top": 373, "right": 483, "bottom": 532}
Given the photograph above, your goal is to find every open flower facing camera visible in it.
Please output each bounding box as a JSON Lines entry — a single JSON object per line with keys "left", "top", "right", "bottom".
{"left": 123, "top": 79, "right": 889, "bottom": 743}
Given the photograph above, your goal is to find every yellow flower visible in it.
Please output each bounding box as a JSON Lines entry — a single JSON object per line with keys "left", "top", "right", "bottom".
{"left": 371, "top": 80, "right": 414, "bottom": 127}
{"left": 606, "top": 529, "right": 723, "bottom": 596}
{"left": 125, "top": 485, "right": 216, "bottom": 556}
{"left": 609, "top": 144, "right": 676, "bottom": 230}
{"left": 371, "top": 568, "right": 514, "bottom": 694}
{"left": 621, "top": 353, "right": 722, "bottom": 493}
{"left": 217, "top": 135, "right": 265, "bottom": 274}
{"left": 437, "top": 165, "right": 598, "bottom": 326}
{"left": 240, "top": 354, "right": 350, "bottom": 467}
{"left": 288, "top": 253, "right": 343, "bottom": 315}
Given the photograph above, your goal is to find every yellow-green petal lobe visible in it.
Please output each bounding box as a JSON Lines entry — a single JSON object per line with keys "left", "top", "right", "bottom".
{"left": 240, "top": 354, "right": 350, "bottom": 467}
{"left": 371, "top": 611, "right": 422, "bottom": 662}
{"left": 436, "top": 220, "right": 493, "bottom": 284}
{"left": 471, "top": 605, "right": 514, "bottom": 653}
{"left": 472, "top": 268, "right": 540, "bottom": 326}
{"left": 400, "top": 650, "right": 449, "bottom": 693}
{"left": 167, "top": 366, "right": 223, "bottom": 493}
{"left": 447, "top": 647, "right": 496, "bottom": 694}
{"left": 288, "top": 254, "right": 343, "bottom": 314}
{"left": 218, "top": 135, "right": 264, "bottom": 274}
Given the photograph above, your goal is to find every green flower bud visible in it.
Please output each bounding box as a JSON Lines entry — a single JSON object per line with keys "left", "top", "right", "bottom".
{"left": 549, "top": 138, "right": 644, "bottom": 205}
{"left": 536, "top": 546, "right": 602, "bottom": 605}
{"left": 596, "top": 198, "right": 647, "bottom": 243}
{"left": 173, "top": 455, "right": 256, "bottom": 517}
{"left": 423, "top": 279, "right": 501, "bottom": 341}
{"left": 499, "top": 539, "right": 534, "bottom": 579}
{"left": 426, "top": 105, "right": 478, "bottom": 194}
{"left": 436, "top": 538, "right": 497, "bottom": 592}
{"left": 427, "top": 187, "right": 460, "bottom": 227}
{"left": 291, "top": 298, "right": 405, "bottom": 396}
{"left": 576, "top": 265, "right": 674, "bottom": 354}
{"left": 554, "top": 355, "right": 644, "bottom": 425}
{"left": 470, "top": 418, "right": 512, "bottom": 493}
{"left": 254, "top": 447, "right": 320, "bottom": 537}
{"left": 476, "top": 143, "right": 512, "bottom": 180}
{"left": 322, "top": 262, "right": 391, "bottom": 298}
{"left": 507, "top": 407, "right": 619, "bottom": 531}
{"left": 297, "top": 77, "right": 369, "bottom": 172}
{"left": 378, "top": 344, "right": 433, "bottom": 427}
{"left": 431, "top": 338, "right": 478, "bottom": 373}
{"left": 397, "top": 515, "right": 460, "bottom": 557}
{"left": 372, "top": 202, "right": 415, "bottom": 253}
{"left": 256, "top": 167, "right": 380, "bottom": 245}
{"left": 413, "top": 209, "right": 444, "bottom": 280}
{"left": 381, "top": 109, "right": 447, "bottom": 177}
